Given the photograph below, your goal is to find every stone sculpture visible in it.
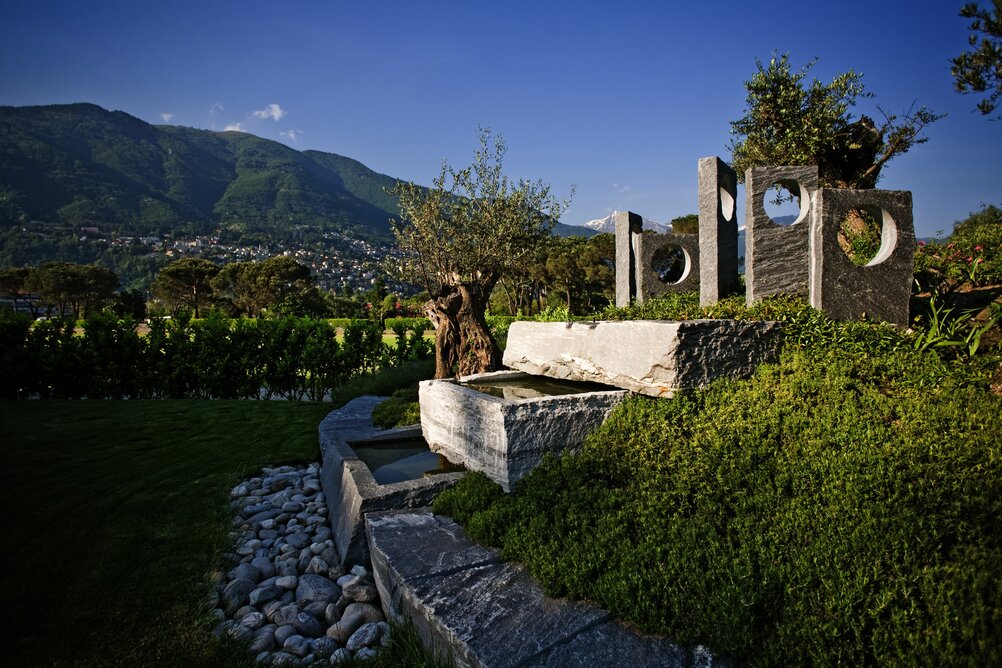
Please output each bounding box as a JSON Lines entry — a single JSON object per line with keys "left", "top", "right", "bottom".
{"left": 614, "top": 211, "right": 642, "bottom": 308}
{"left": 698, "top": 157, "right": 739, "bottom": 306}
{"left": 809, "top": 188, "right": 915, "bottom": 327}
{"left": 635, "top": 230, "right": 700, "bottom": 302}
{"left": 615, "top": 210, "right": 699, "bottom": 305}
{"left": 612, "top": 157, "right": 914, "bottom": 328}
{"left": 744, "top": 165, "right": 819, "bottom": 305}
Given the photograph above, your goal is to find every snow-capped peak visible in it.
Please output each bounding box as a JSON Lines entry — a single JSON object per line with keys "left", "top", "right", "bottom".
{"left": 579, "top": 210, "right": 669, "bottom": 234}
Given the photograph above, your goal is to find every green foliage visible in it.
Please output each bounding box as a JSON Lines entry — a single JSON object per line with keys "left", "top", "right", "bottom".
{"left": 152, "top": 257, "right": 220, "bottom": 318}
{"left": 210, "top": 255, "right": 314, "bottom": 317}
{"left": 729, "top": 53, "right": 942, "bottom": 189}
{"left": 670, "top": 213, "right": 699, "bottom": 234}
{"left": 371, "top": 386, "right": 422, "bottom": 428}
{"left": 329, "top": 358, "right": 435, "bottom": 407}
{"left": 951, "top": 1, "right": 1002, "bottom": 117}
{"left": 1, "top": 314, "right": 431, "bottom": 400}
{"left": 916, "top": 204, "right": 1002, "bottom": 288}
{"left": 440, "top": 344, "right": 1002, "bottom": 665}
{"left": 385, "top": 316, "right": 432, "bottom": 332}
{"left": 23, "top": 260, "right": 119, "bottom": 318}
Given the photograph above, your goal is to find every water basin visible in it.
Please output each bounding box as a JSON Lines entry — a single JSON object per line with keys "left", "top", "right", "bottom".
{"left": 421, "top": 370, "right": 629, "bottom": 491}
{"left": 350, "top": 433, "right": 464, "bottom": 485}
{"left": 462, "top": 376, "right": 617, "bottom": 399}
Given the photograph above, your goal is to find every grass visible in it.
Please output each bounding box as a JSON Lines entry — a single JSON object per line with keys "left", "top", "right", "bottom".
{"left": 1, "top": 399, "right": 333, "bottom": 666}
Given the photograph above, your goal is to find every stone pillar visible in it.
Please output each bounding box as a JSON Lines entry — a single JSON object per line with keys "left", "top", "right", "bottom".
{"left": 809, "top": 188, "right": 915, "bottom": 327}
{"left": 745, "top": 165, "right": 819, "bottom": 306}
{"left": 614, "top": 211, "right": 643, "bottom": 307}
{"left": 697, "top": 157, "right": 739, "bottom": 306}
{"left": 636, "top": 231, "right": 700, "bottom": 303}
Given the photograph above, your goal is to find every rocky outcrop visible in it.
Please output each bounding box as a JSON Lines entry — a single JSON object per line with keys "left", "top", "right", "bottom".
{"left": 502, "top": 320, "right": 782, "bottom": 397}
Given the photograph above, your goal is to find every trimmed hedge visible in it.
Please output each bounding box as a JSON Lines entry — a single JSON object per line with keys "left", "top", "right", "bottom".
{"left": 0, "top": 311, "right": 431, "bottom": 400}
{"left": 436, "top": 331, "right": 1002, "bottom": 665}
{"left": 384, "top": 316, "right": 432, "bottom": 332}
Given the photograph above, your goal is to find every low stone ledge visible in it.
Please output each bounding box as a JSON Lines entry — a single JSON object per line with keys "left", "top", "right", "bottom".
{"left": 502, "top": 320, "right": 781, "bottom": 397}
{"left": 367, "top": 510, "right": 730, "bottom": 668}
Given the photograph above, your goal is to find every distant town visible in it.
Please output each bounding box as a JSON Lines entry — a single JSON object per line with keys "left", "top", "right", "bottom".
{"left": 24, "top": 219, "right": 415, "bottom": 296}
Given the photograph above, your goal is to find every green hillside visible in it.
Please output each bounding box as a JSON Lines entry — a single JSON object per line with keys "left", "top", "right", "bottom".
{"left": 0, "top": 103, "right": 401, "bottom": 243}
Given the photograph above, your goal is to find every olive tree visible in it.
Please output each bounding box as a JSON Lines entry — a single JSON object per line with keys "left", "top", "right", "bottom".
{"left": 390, "top": 129, "right": 570, "bottom": 378}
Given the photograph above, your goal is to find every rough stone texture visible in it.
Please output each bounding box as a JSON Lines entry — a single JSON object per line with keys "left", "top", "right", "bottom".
{"left": 809, "top": 188, "right": 915, "bottom": 327}
{"left": 502, "top": 320, "right": 782, "bottom": 398}
{"left": 318, "top": 397, "right": 465, "bottom": 567}
{"left": 745, "top": 165, "right": 819, "bottom": 305}
{"left": 419, "top": 371, "right": 627, "bottom": 492}
{"left": 614, "top": 211, "right": 643, "bottom": 307}
{"left": 636, "top": 230, "right": 700, "bottom": 300}
{"left": 698, "top": 157, "right": 740, "bottom": 306}
{"left": 367, "top": 510, "right": 731, "bottom": 668}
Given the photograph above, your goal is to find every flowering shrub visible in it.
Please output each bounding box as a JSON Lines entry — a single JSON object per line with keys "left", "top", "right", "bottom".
{"left": 915, "top": 204, "right": 1001, "bottom": 290}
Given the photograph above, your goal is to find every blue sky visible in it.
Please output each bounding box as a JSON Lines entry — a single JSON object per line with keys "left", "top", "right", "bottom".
{"left": 1, "top": 0, "right": 999, "bottom": 238}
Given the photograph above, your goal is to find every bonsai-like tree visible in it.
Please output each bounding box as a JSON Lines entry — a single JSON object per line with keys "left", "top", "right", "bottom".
{"left": 390, "top": 129, "right": 570, "bottom": 378}
{"left": 729, "top": 53, "right": 942, "bottom": 190}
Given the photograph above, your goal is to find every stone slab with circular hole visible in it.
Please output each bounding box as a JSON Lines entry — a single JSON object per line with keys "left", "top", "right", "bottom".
{"left": 698, "top": 157, "right": 740, "bottom": 306}
{"left": 636, "top": 231, "right": 700, "bottom": 300}
{"left": 809, "top": 188, "right": 914, "bottom": 327}
{"left": 745, "top": 165, "right": 819, "bottom": 305}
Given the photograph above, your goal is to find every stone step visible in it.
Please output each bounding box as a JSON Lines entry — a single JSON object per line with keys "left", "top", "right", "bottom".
{"left": 366, "top": 509, "right": 729, "bottom": 668}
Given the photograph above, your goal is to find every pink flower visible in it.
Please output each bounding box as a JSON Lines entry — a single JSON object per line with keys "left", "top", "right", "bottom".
{"left": 918, "top": 240, "right": 926, "bottom": 247}
{"left": 975, "top": 245, "right": 983, "bottom": 252}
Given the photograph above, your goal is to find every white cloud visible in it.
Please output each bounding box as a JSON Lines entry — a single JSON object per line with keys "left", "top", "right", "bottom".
{"left": 280, "top": 129, "right": 303, "bottom": 142}
{"left": 210, "top": 102, "right": 224, "bottom": 115}
{"left": 223, "top": 122, "right": 244, "bottom": 132}
{"left": 253, "top": 103, "right": 286, "bottom": 121}
{"left": 612, "top": 183, "right": 631, "bottom": 193}
{"left": 160, "top": 112, "right": 174, "bottom": 123}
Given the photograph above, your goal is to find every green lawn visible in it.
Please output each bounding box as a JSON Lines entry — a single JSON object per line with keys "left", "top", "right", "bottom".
{"left": 1, "top": 399, "right": 332, "bottom": 666}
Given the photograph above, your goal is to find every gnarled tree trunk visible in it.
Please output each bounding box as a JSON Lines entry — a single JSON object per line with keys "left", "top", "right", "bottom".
{"left": 425, "top": 281, "right": 501, "bottom": 379}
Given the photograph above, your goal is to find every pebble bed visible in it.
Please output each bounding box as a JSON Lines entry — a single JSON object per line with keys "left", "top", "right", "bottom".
{"left": 210, "top": 463, "right": 390, "bottom": 665}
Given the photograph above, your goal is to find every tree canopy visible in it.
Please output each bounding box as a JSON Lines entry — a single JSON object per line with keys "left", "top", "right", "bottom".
{"left": 729, "top": 53, "right": 942, "bottom": 189}
{"left": 22, "top": 261, "right": 118, "bottom": 319}
{"left": 151, "top": 257, "right": 219, "bottom": 318}
{"left": 951, "top": 1, "right": 1002, "bottom": 118}
{"left": 390, "top": 129, "right": 570, "bottom": 377}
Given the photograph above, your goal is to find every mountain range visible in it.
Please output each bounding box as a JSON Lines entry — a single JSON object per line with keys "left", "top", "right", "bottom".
{"left": 0, "top": 103, "right": 590, "bottom": 253}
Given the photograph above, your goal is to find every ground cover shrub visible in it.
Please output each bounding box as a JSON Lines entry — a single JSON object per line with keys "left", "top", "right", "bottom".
{"left": 435, "top": 342, "right": 1002, "bottom": 666}
{"left": 371, "top": 386, "right": 422, "bottom": 428}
